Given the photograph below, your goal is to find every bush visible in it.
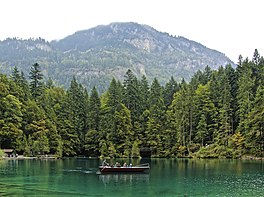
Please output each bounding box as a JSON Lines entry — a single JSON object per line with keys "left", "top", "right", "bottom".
{"left": 0, "top": 149, "right": 4, "bottom": 158}
{"left": 177, "top": 146, "right": 188, "bottom": 157}
{"left": 194, "top": 144, "right": 242, "bottom": 159}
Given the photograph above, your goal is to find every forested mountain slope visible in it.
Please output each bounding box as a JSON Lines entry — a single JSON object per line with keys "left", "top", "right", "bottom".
{"left": 0, "top": 22, "right": 233, "bottom": 92}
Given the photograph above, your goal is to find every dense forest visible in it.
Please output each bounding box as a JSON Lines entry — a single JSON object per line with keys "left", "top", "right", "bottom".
{"left": 0, "top": 50, "right": 263, "bottom": 158}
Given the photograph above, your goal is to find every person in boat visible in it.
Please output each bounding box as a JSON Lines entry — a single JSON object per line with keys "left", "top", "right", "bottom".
{"left": 102, "top": 160, "right": 109, "bottom": 166}
{"left": 123, "top": 162, "right": 127, "bottom": 167}
{"left": 114, "top": 162, "right": 121, "bottom": 167}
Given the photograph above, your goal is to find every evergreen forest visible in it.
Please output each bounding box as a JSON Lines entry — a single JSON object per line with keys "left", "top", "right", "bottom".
{"left": 0, "top": 50, "right": 263, "bottom": 158}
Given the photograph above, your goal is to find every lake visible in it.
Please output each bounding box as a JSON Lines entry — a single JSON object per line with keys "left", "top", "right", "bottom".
{"left": 0, "top": 158, "right": 263, "bottom": 196}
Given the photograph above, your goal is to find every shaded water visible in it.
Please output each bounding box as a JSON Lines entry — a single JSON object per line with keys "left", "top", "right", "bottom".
{"left": 0, "top": 158, "right": 263, "bottom": 196}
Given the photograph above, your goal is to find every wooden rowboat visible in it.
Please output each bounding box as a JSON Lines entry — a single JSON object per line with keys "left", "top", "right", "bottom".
{"left": 99, "top": 163, "right": 150, "bottom": 173}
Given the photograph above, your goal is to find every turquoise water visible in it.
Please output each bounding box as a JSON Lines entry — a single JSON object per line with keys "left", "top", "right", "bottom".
{"left": 0, "top": 158, "right": 263, "bottom": 196}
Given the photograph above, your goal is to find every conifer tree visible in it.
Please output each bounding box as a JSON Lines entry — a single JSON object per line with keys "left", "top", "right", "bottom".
{"left": 246, "top": 86, "right": 264, "bottom": 155}
{"left": 225, "top": 64, "right": 239, "bottom": 132}
{"left": 29, "top": 63, "right": 44, "bottom": 100}
{"left": 11, "top": 67, "right": 21, "bottom": 84}
{"left": 114, "top": 104, "right": 133, "bottom": 157}
{"left": 147, "top": 78, "right": 166, "bottom": 156}
{"left": 123, "top": 69, "right": 141, "bottom": 123}
{"left": 168, "top": 88, "right": 190, "bottom": 155}
{"left": 139, "top": 75, "right": 149, "bottom": 112}
{"left": 56, "top": 77, "right": 86, "bottom": 156}
{"left": 131, "top": 139, "right": 141, "bottom": 158}
{"left": 64, "top": 77, "right": 88, "bottom": 153}
{"left": 196, "top": 114, "right": 207, "bottom": 146}
{"left": 149, "top": 78, "right": 165, "bottom": 120}
{"left": 236, "top": 58, "right": 254, "bottom": 133}
{"left": 163, "top": 76, "right": 179, "bottom": 108}
{"left": 88, "top": 86, "right": 101, "bottom": 131}
{"left": 211, "top": 67, "right": 232, "bottom": 145}
{"left": 194, "top": 84, "right": 217, "bottom": 145}
{"left": 107, "top": 78, "right": 122, "bottom": 111}
{"left": 85, "top": 86, "right": 101, "bottom": 156}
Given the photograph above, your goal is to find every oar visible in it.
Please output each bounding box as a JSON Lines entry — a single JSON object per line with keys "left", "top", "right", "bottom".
{"left": 101, "top": 165, "right": 107, "bottom": 172}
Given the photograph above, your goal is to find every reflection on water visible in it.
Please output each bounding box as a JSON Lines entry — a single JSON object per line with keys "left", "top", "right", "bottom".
{"left": 99, "top": 173, "right": 150, "bottom": 185}
{"left": 0, "top": 158, "right": 263, "bottom": 196}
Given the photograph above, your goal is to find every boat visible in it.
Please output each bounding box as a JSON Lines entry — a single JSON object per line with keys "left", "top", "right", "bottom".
{"left": 99, "top": 163, "right": 150, "bottom": 173}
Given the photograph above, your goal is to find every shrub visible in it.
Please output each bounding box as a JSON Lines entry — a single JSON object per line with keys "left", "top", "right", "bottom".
{"left": 0, "top": 149, "right": 5, "bottom": 158}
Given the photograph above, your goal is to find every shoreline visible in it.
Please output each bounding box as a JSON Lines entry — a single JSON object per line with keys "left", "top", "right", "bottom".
{"left": 2, "top": 155, "right": 264, "bottom": 161}
{"left": 241, "top": 155, "right": 264, "bottom": 160}
{"left": 1, "top": 155, "right": 59, "bottom": 160}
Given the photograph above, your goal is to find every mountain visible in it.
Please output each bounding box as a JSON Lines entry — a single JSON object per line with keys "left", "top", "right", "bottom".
{"left": 0, "top": 22, "right": 234, "bottom": 92}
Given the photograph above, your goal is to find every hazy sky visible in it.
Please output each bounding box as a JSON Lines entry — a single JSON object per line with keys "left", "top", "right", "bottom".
{"left": 1, "top": 0, "right": 263, "bottom": 62}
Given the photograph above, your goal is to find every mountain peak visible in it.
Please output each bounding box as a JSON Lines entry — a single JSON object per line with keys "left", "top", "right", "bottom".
{"left": 52, "top": 22, "right": 230, "bottom": 60}
{"left": 1, "top": 22, "right": 234, "bottom": 93}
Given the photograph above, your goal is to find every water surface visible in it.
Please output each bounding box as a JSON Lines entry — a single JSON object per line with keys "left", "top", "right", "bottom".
{"left": 0, "top": 158, "right": 263, "bottom": 196}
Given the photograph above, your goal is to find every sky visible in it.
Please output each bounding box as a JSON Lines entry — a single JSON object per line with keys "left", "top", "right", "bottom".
{"left": 0, "top": 0, "right": 263, "bottom": 62}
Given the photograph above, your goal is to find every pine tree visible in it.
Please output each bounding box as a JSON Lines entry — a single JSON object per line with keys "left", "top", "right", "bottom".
{"left": 168, "top": 88, "right": 190, "bottom": 156}
{"left": 225, "top": 64, "right": 239, "bottom": 132}
{"left": 114, "top": 104, "right": 133, "bottom": 157}
{"left": 194, "top": 84, "right": 217, "bottom": 145}
{"left": 31, "top": 121, "right": 50, "bottom": 155}
{"left": 88, "top": 86, "right": 101, "bottom": 131}
{"left": 29, "top": 63, "right": 44, "bottom": 100}
{"left": 11, "top": 66, "right": 21, "bottom": 84}
{"left": 147, "top": 78, "right": 166, "bottom": 156}
{"left": 149, "top": 78, "right": 165, "bottom": 121}
{"left": 246, "top": 86, "right": 264, "bottom": 155}
{"left": 236, "top": 58, "right": 254, "bottom": 133}
{"left": 85, "top": 86, "right": 101, "bottom": 156}
{"left": 56, "top": 77, "right": 87, "bottom": 156}
{"left": 65, "top": 77, "right": 88, "bottom": 153}
{"left": 131, "top": 139, "right": 141, "bottom": 158}
{"left": 19, "top": 71, "right": 30, "bottom": 101}
{"left": 163, "top": 76, "right": 179, "bottom": 108}
{"left": 85, "top": 129, "right": 99, "bottom": 156}
{"left": 139, "top": 75, "right": 149, "bottom": 112}
{"left": 196, "top": 114, "right": 208, "bottom": 146}
{"left": 123, "top": 69, "right": 141, "bottom": 123}
{"left": 107, "top": 78, "right": 122, "bottom": 111}
{"left": 10, "top": 68, "right": 29, "bottom": 102}
{"left": 211, "top": 67, "right": 232, "bottom": 145}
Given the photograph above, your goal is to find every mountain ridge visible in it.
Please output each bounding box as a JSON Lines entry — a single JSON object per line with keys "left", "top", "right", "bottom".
{"left": 0, "top": 22, "right": 234, "bottom": 92}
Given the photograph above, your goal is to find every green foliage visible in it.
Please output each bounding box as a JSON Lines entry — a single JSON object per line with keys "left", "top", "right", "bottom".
{"left": 123, "top": 69, "right": 141, "bottom": 123}
{"left": 29, "top": 63, "right": 44, "bottom": 100}
{"left": 196, "top": 114, "right": 208, "bottom": 146}
{"left": 0, "top": 50, "right": 263, "bottom": 158}
{"left": 99, "top": 140, "right": 108, "bottom": 157}
{"left": 163, "top": 76, "right": 179, "bottom": 108}
{"left": 131, "top": 140, "right": 141, "bottom": 158}
{"left": 85, "top": 129, "right": 99, "bottom": 156}
{"left": 88, "top": 86, "right": 100, "bottom": 131}
{"left": 0, "top": 149, "right": 4, "bottom": 158}
{"left": 228, "top": 132, "right": 245, "bottom": 158}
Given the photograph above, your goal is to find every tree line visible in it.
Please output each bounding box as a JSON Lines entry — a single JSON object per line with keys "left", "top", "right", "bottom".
{"left": 0, "top": 50, "right": 263, "bottom": 158}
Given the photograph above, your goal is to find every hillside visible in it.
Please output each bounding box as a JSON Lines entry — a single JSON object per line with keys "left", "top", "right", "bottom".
{"left": 0, "top": 22, "right": 234, "bottom": 92}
